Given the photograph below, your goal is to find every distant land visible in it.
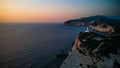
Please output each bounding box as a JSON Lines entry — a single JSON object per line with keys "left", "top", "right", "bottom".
{"left": 64, "top": 15, "right": 120, "bottom": 34}
{"left": 61, "top": 15, "right": 120, "bottom": 68}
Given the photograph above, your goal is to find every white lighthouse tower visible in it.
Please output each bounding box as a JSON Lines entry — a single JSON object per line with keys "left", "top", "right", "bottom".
{"left": 85, "top": 27, "right": 89, "bottom": 32}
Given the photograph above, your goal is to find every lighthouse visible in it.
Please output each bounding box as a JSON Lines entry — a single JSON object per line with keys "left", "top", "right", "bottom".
{"left": 85, "top": 27, "right": 89, "bottom": 32}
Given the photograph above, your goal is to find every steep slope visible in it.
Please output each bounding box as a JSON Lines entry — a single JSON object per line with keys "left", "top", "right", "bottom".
{"left": 64, "top": 15, "right": 108, "bottom": 26}
{"left": 60, "top": 31, "right": 120, "bottom": 68}
{"left": 90, "top": 18, "right": 120, "bottom": 34}
{"left": 64, "top": 15, "right": 120, "bottom": 34}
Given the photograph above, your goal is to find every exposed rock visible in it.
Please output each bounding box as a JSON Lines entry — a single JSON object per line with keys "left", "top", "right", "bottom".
{"left": 90, "top": 18, "right": 119, "bottom": 34}
{"left": 64, "top": 15, "right": 107, "bottom": 26}
{"left": 60, "top": 31, "right": 120, "bottom": 68}
{"left": 71, "top": 37, "right": 81, "bottom": 51}
{"left": 64, "top": 15, "right": 120, "bottom": 34}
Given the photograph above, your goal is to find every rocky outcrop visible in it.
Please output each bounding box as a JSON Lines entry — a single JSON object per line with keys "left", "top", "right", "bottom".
{"left": 60, "top": 31, "right": 120, "bottom": 68}
{"left": 90, "top": 18, "right": 120, "bottom": 34}
{"left": 90, "top": 24, "right": 114, "bottom": 34}
{"left": 71, "top": 36, "right": 81, "bottom": 51}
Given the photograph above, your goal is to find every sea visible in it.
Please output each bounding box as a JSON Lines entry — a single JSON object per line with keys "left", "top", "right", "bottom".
{"left": 0, "top": 23, "right": 86, "bottom": 68}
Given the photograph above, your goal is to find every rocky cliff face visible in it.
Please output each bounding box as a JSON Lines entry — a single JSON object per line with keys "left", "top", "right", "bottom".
{"left": 90, "top": 18, "right": 120, "bottom": 34}
{"left": 71, "top": 36, "right": 81, "bottom": 51}
{"left": 60, "top": 31, "right": 120, "bottom": 68}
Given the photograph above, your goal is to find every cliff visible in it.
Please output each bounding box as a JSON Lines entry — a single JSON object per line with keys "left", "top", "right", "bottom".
{"left": 60, "top": 31, "right": 120, "bottom": 68}
{"left": 64, "top": 15, "right": 120, "bottom": 34}
{"left": 64, "top": 15, "right": 106, "bottom": 26}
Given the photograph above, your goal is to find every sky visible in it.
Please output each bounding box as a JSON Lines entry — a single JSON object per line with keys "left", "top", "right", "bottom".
{"left": 0, "top": 0, "right": 120, "bottom": 23}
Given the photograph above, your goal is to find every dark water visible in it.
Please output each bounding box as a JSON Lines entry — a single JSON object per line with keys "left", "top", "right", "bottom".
{"left": 0, "top": 23, "right": 86, "bottom": 68}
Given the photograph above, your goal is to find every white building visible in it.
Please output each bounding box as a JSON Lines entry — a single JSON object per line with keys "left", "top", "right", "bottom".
{"left": 85, "top": 27, "right": 89, "bottom": 32}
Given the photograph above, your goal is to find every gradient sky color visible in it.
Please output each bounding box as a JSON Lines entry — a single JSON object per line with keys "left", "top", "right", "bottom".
{"left": 0, "top": 0, "right": 119, "bottom": 23}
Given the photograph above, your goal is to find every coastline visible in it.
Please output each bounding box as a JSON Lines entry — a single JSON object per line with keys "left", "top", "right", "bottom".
{"left": 60, "top": 30, "right": 120, "bottom": 68}
{"left": 60, "top": 36, "right": 81, "bottom": 68}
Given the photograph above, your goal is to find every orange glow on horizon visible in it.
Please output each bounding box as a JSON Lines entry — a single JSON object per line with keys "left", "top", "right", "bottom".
{"left": 1, "top": 0, "right": 116, "bottom": 23}
{"left": 0, "top": 0, "right": 79, "bottom": 22}
{"left": 0, "top": 0, "right": 81, "bottom": 23}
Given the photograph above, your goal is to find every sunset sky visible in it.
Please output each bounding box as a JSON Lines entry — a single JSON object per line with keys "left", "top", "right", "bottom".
{"left": 0, "top": 0, "right": 119, "bottom": 23}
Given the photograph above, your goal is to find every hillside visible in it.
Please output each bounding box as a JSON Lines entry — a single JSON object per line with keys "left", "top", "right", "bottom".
{"left": 60, "top": 31, "right": 120, "bottom": 68}
{"left": 64, "top": 15, "right": 120, "bottom": 34}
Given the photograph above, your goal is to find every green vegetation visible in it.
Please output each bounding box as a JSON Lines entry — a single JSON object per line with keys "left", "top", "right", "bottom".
{"left": 77, "top": 32, "right": 120, "bottom": 58}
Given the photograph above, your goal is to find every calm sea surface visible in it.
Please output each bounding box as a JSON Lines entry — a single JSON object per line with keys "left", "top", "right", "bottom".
{"left": 0, "top": 23, "right": 86, "bottom": 68}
